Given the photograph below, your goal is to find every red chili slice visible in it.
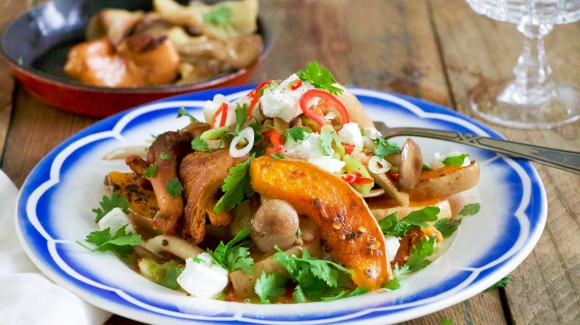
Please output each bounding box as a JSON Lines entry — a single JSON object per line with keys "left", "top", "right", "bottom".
{"left": 289, "top": 79, "right": 302, "bottom": 90}
{"left": 342, "top": 172, "right": 373, "bottom": 185}
{"left": 263, "top": 129, "right": 284, "bottom": 155}
{"left": 248, "top": 80, "right": 275, "bottom": 118}
{"left": 299, "top": 89, "right": 350, "bottom": 130}
{"left": 211, "top": 102, "right": 229, "bottom": 128}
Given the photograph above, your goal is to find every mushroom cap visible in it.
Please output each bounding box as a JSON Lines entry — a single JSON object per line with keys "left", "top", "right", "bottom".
{"left": 250, "top": 199, "right": 299, "bottom": 253}
{"left": 398, "top": 138, "right": 423, "bottom": 191}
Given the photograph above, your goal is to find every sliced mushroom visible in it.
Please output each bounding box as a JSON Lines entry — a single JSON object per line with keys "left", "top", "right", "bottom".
{"left": 86, "top": 9, "right": 145, "bottom": 44}
{"left": 369, "top": 172, "right": 410, "bottom": 207}
{"left": 398, "top": 138, "right": 423, "bottom": 191}
{"left": 250, "top": 199, "right": 300, "bottom": 253}
{"left": 142, "top": 235, "right": 204, "bottom": 260}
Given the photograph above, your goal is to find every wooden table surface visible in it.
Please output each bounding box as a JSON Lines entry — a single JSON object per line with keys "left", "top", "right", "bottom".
{"left": 1, "top": 0, "right": 578, "bottom": 324}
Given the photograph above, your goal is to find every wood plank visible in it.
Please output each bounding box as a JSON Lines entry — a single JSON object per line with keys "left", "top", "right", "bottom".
{"left": 1, "top": 89, "right": 96, "bottom": 187}
{"left": 431, "top": 0, "right": 580, "bottom": 324}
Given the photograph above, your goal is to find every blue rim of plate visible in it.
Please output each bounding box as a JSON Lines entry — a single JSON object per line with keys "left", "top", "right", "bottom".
{"left": 16, "top": 86, "right": 547, "bottom": 324}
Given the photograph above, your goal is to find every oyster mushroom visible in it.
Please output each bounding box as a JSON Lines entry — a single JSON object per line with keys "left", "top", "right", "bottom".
{"left": 250, "top": 199, "right": 299, "bottom": 253}
{"left": 398, "top": 138, "right": 423, "bottom": 191}
{"left": 126, "top": 131, "right": 193, "bottom": 235}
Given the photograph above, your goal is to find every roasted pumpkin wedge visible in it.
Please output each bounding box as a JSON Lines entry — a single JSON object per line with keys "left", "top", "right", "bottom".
{"left": 250, "top": 156, "right": 391, "bottom": 290}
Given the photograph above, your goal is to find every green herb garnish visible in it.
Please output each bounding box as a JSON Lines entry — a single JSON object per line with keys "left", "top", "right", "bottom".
{"left": 209, "top": 227, "right": 254, "bottom": 273}
{"left": 76, "top": 224, "right": 141, "bottom": 258}
{"left": 458, "top": 203, "right": 481, "bottom": 216}
{"left": 165, "top": 177, "right": 184, "bottom": 198}
{"left": 214, "top": 156, "right": 255, "bottom": 213}
{"left": 379, "top": 207, "right": 440, "bottom": 237}
{"left": 202, "top": 7, "right": 231, "bottom": 26}
{"left": 92, "top": 193, "right": 130, "bottom": 223}
{"left": 442, "top": 153, "right": 469, "bottom": 166}
{"left": 296, "top": 61, "right": 343, "bottom": 95}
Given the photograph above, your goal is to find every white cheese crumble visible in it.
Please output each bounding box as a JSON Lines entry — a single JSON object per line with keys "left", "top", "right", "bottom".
{"left": 98, "top": 207, "right": 135, "bottom": 234}
{"left": 429, "top": 151, "right": 471, "bottom": 170}
{"left": 282, "top": 133, "right": 324, "bottom": 160}
{"left": 308, "top": 156, "right": 346, "bottom": 174}
{"left": 177, "top": 253, "right": 228, "bottom": 298}
{"left": 384, "top": 236, "right": 401, "bottom": 262}
{"left": 338, "top": 122, "right": 363, "bottom": 148}
{"left": 258, "top": 74, "right": 315, "bottom": 122}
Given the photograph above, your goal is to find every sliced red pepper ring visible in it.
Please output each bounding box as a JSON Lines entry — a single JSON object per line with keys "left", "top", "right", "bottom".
{"left": 248, "top": 80, "right": 276, "bottom": 119}
{"left": 299, "top": 89, "right": 350, "bottom": 130}
{"left": 289, "top": 79, "right": 302, "bottom": 90}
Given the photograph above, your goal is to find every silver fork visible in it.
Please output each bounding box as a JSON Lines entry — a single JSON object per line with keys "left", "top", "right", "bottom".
{"left": 373, "top": 121, "right": 580, "bottom": 174}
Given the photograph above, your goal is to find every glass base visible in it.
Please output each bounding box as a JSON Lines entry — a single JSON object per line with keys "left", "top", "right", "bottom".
{"left": 469, "top": 80, "right": 580, "bottom": 129}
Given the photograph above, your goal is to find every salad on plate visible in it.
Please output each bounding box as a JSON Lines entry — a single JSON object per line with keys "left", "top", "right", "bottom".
{"left": 78, "top": 61, "right": 481, "bottom": 303}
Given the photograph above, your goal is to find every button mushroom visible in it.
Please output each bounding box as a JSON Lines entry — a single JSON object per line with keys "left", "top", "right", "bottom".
{"left": 398, "top": 138, "right": 423, "bottom": 191}
{"left": 250, "top": 199, "right": 299, "bottom": 253}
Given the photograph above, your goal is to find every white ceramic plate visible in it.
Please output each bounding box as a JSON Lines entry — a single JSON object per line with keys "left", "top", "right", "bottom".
{"left": 16, "top": 87, "right": 547, "bottom": 324}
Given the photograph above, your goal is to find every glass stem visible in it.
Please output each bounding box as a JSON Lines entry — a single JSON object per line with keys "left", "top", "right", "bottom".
{"left": 512, "top": 22, "right": 554, "bottom": 93}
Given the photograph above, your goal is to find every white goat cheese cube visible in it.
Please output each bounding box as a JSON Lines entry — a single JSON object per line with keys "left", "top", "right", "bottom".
{"left": 177, "top": 253, "right": 228, "bottom": 298}
{"left": 338, "top": 122, "right": 363, "bottom": 147}
{"left": 308, "top": 156, "right": 345, "bottom": 174}
{"left": 259, "top": 74, "right": 314, "bottom": 122}
{"left": 98, "top": 207, "right": 135, "bottom": 234}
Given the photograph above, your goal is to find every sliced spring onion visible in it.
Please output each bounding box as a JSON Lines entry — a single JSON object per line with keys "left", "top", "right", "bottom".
{"left": 229, "top": 127, "right": 255, "bottom": 158}
{"left": 368, "top": 155, "right": 391, "bottom": 174}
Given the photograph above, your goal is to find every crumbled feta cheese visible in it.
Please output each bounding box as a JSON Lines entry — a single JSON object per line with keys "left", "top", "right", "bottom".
{"left": 282, "top": 133, "right": 324, "bottom": 160}
{"left": 259, "top": 74, "right": 315, "bottom": 122}
{"left": 429, "top": 151, "right": 471, "bottom": 170}
{"left": 177, "top": 253, "right": 228, "bottom": 298}
{"left": 98, "top": 207, "right": 135, "bottom": 234}
{"left": 308, "top": 156, "right": 345, "bottom": 174}
{"left": 384, "top": 236, "right": 401, "bottom": 262}
{"left": 338, "top": 122, "right": 363, "bottom": 148}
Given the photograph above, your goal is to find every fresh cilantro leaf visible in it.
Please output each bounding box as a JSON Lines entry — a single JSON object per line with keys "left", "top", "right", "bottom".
{"left": 234, "top": 104, "right": 249, "bottom": 134}
{"left": 192, "top": 257, "right": 204, "bottom": 263}
{"left": 293, "top": 285, "right": 308, "bottom": 303}
{"left": 283, "top": 126, "right": 312, "bottom": 143}
{"left": 296, "top": 61, "right": 343, "bottom": 95}
{"left": 406, "top": 236, "right": 436, "bottom": 272}
{"left": 209, "top": 227, "right": 254, "bottom": 273}
{"left": 271, "top": 153, "right": 285, "bottom": 159}
{"left": 273, "top": 247, "right": 355, "bottom": 303}
{"left": 459, "top": 203, "right": 481, "bottom": 216}
{"left": 177, "top": 106, "right": 199, "bottom": 123}
{"left": 144, "top": 164, "right": 158, "bottom": 178}
{"left": 442, "top": 153, "right": 469, "bottom": 166}
{"left": 422, "top": 164, "right": 432, "bottom": 171}
{"left": 485, "top": 275, "right": 511, "bottom": 291}
{"left": 214, "top": 157, "right": 254, "bottom": 213}
{"left": 379, "top": 207, "right": 440, "bottom": 237}
{"left": 165, "top": 178, "right": 184, "bottom": 198}
{"left": 77, "top": 224, "right": 141, "bottom": 258}
{"left": 254, "top": 272, "right": 288, "bottom": 304}
{"left": 319, "top": 131, "right": 334, "bottom": 156}
{"left": 202, "top": 6, "right": 231, "bottom": 26}
{"left": 92, "top": 193, "right": 130, "bottom": 223}
{"left": 434, "top": 217, "right": 462, "bottom": 238}
{"left": 374, "top": 138, "right": 402, "bottom": 159}
{"left": 138, "top": 258, "right": 183, "bottom": 289}
{"left": 441, "top": 319, "right": 454, "bottom": 325}
{"left": 191, "top": 137, "right": 211, "bottom": 151}
{"left": 384, "top": 263, "right": 409, "bottom": 290}
{"left": 159, "top": 152, "right": 170, "bottom": 160}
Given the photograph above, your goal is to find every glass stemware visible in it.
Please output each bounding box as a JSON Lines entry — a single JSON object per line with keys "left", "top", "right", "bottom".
{"left": 465, "top": 0, "right": 580, "bottom": 129}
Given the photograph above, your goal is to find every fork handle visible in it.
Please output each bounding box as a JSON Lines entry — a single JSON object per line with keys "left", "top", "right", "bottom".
{"left": 386, "top": 127, "right": 580, "bottom": 174}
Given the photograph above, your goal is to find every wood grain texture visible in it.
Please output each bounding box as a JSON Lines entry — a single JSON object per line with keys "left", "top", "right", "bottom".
{"left": 431, "top": 0, "right": 580, "bottom": 324}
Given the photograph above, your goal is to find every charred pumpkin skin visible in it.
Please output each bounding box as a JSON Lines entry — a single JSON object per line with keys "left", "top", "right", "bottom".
{"left": 250, "top": 156, "right": 391, "bottom": 290}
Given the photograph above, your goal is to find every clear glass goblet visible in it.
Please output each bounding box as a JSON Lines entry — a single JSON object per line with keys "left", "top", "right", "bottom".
{"left": 465, "top": 0, "right": 580, "bottom": 129}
